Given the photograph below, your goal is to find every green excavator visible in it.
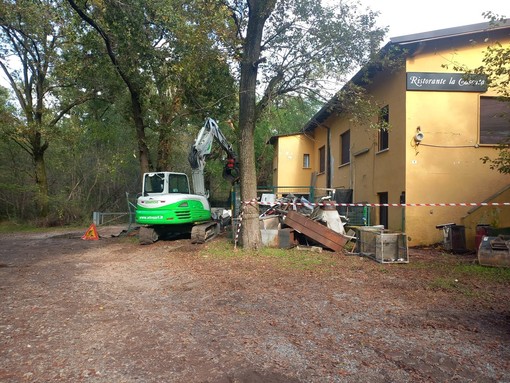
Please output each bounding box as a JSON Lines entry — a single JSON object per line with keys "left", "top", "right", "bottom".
{"left": 135, "top": 118, "right": 239, "bottom": 244}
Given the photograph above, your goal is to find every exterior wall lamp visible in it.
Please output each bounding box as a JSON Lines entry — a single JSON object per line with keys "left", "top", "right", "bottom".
{"left": 414, "top": 127, "right": 424, "bottom": 144}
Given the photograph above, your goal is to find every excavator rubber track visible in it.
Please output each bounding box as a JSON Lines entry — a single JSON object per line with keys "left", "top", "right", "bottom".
{"left": 191, "top": 221, "right": 220, "bottom": 244}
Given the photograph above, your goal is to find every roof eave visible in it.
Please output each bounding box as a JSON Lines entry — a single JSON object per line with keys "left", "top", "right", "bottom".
{"left": 390, "top": 20, "right": 508, "bottom": 45}
{"left": 301, "top": 41, "right": 393, "bottom": 133}
{"left": 301, "top": 19, "right": 509, "bottom": 134}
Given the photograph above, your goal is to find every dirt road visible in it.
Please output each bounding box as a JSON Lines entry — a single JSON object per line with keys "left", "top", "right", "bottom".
{"left": 0, "top": 227, "right": 509, "bottom": 382}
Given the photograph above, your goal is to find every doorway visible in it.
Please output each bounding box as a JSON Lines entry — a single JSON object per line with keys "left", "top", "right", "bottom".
{"left": 378, "top": 192, "right": 388, "bottom": 229}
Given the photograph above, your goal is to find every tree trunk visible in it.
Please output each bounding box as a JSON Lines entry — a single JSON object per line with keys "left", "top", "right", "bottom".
{"left": 238, "top": 114, "right": 261, "bottom": 249}
{"left": 32, "top": 131, "right": 49, "bottom": 218}
{"left": 131, "top": 91, "right": 151, "bottom": 174}
{"left": 238, "top": 0, "right": 276, "bottom": 249}
{"left": 156, "top": 93, "right": 180, "bottom": 171}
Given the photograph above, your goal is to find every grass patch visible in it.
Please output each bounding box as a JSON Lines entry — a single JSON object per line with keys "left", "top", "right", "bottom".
{"left": 405, "top": 253, "right": 508, "bottom": 275}
{"left": 428, "top": 277, "right": 460, "bottom": 291}
{"left": 200, "top": 239, "right": 337, "bottom": 270}
{"left": 0, "top": 221, "right": 39, "bottom": 233}
{"left": 427, "top": 277, "right": 482, "bottom": 297}
{"left": 427, "top": 263, "right": 510, "bottom": 298}
{"left": 259, "top": 247, "right": 336, "bottom": 270}
{"left": 0, "top": 220, "right": 85, "bottom": 234}
{"left": 0, "top": 221, "right": 67, "bottom": 234}
{"left": 451, "top": 263, "right": 510, "bottom": 283}
{"left": 423, "top": 260, "right": 510, "bottom": 283}
{"left": 200, "top": 239, "right": 247, "bottom": 259}
{"left": 427, "top": 276, "right": 494, "bottom": 299}
{"left": 429, "top": 277, "right": 457, "bottom": 291}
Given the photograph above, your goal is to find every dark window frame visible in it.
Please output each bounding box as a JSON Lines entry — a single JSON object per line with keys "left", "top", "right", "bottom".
{"left": 319, "top": 146, "right": 326, "bottom": 173}
{"left": 303, "top": 153, "right": 310, "bottom": 168}
{"left": 378, "top": 105, "right": 389, "bottom": 151}
{"left": 340, "top": 130, "right": 350, "bottom": 165}
{"left": 480, "top": 96, "right": 510, "bottom": 144}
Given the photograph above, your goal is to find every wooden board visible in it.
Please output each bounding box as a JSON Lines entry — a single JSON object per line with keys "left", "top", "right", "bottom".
{"left": 284, "top": 211, "right": 348, "bottom": 252}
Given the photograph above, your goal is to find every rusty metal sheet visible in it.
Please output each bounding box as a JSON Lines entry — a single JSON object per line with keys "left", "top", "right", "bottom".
{"left": 284, "top": 211, "right": 348, "bottom": 252}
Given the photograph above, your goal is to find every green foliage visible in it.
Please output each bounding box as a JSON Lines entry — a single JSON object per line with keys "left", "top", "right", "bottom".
{"left": 329, "top": 45, "right": 406, "bottom": 131}
{"left": 251, "top": 0, "right": 387, "bottom": 113}
{"left": 471, "top": 15, "right": 509, "bottom": 175}
{"left": 331, "top": 83, "right": 381, "bottom": 128}
{"left": 444, "top": 13, "right": 509, "bottom": 175}
{"left": 481, "top": 141, "right": 510, "bottom": 174}
{"left": 256, "top": 96, "right": 322, "bottom": 185}
{"left": 0, "top": 145, "right": 32, "bottom": 220}
{"left": 0, "top": 0, "right": 394, "bottom": 225}
{"left": 48, "top": 98, "right": 140, "bottom": 213}
{"left": 0, "top": 0, "right": 239, "bottom": 222}
{"left": 67, "top": 0, "right": 239, "bottom": 171}
{"left": 0, "top": 0, "right": 108, "bottom": 218}
{"left": 478, "top": 13, "right": 510, "bottom": 98}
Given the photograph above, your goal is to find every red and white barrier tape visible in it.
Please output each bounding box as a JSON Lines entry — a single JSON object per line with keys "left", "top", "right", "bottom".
{"left": 233, "top": 208, "right": 244, "bottom": 249}
{"left": 232, "top": 199, "right": 508, "bottom": 246}
{"left": 242, "top": 201, "right": 510, "bottom": 208}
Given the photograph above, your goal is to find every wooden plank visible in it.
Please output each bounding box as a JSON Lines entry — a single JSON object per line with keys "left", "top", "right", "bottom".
{"left": 284, "top": 211, "right": 348, "bottom": 252}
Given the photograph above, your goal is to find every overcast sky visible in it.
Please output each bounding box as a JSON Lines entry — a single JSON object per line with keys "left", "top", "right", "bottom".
{"left": 1, "top": 2, "right": 508, "bottom": 90}
{"left": 360, "top": 0, "right": 509, "bottom": 40}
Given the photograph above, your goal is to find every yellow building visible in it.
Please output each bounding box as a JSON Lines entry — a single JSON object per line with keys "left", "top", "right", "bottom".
{"left": 270, "top": 21, "right": 510, "bottom": 250}
{"left": 268, "top": 133, "right": 316, "bottom": 197}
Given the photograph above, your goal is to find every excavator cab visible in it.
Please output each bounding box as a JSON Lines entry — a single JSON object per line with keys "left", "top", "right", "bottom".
{"left": 143, "top": 173, "right": 165, "bottom": 195}
{"left": 142, "top": 172, "right": 190, "bottom": 196}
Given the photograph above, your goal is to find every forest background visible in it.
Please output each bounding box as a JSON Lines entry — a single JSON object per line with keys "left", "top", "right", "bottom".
{"left": 0, "top": 0, "right": 385, "bottom": 228}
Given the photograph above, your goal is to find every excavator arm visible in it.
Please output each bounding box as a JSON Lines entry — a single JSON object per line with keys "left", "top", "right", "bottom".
{"left": 188, "top": 118, "right": 239, "bottom": 196}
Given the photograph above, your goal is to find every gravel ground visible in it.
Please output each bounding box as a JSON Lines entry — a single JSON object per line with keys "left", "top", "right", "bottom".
{"left": 0, "top": 227, "right": 509, "bottom": 382}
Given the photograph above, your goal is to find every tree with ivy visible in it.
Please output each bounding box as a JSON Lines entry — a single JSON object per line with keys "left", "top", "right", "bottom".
{"left": 224, "top": 0, "right": 386, "bottom": 249}
{"left": 255, "top": 96, "right": 323, "bottom": 186}
{"left": 0, "top": 0, "right": 103, "bottom": 219}
{"left": 451, "top": 13, "right": 510, "bottom": 174}
{"left": 67, "top": 0, "right": 238, "bottom": 176}
{"left": 479, "top": 14, "right": 510, "bottom": 174}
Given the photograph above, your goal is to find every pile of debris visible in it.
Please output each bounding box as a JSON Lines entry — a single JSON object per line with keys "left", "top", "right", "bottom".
{"left": 258, "top": 194, "right": 352, "bottom": 252}
{"left": 256, "top": 194, "right": 408, "bottom": 264}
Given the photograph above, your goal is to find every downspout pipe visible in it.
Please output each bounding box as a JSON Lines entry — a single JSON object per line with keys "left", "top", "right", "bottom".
{"left": 326, "top": 126, "right": 331, "bottom": 189}
{"left": 321, "top": 125, "right": 332, "bottom": 190}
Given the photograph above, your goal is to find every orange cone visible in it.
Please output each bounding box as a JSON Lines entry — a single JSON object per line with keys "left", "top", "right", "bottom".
{"left": 81, "top": 223, "right": 99, "bottom": 240}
